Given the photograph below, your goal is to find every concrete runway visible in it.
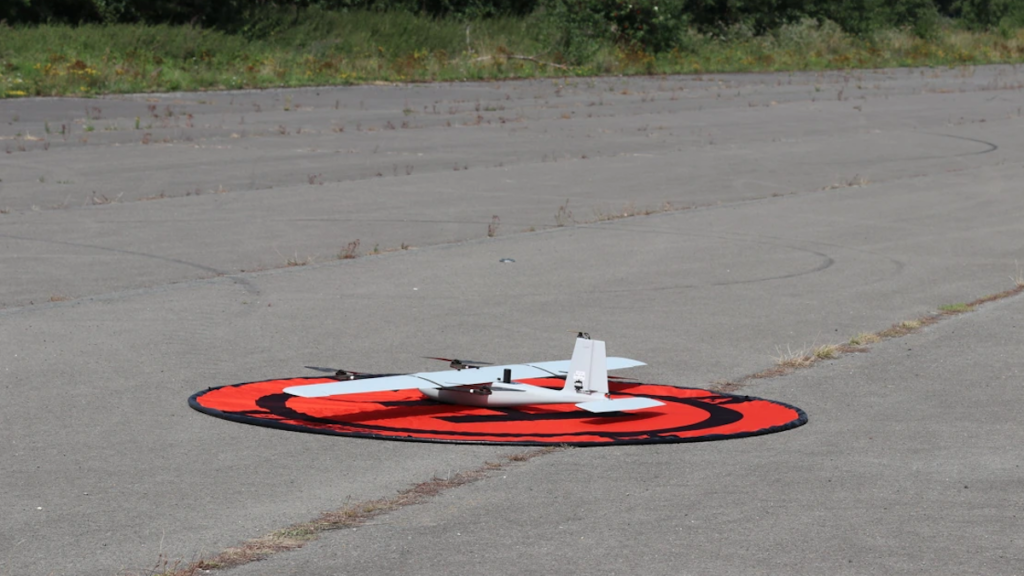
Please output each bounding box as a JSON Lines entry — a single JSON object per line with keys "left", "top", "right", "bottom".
{"left": 1, "top": 65, "right": 1022, "bottom": 575}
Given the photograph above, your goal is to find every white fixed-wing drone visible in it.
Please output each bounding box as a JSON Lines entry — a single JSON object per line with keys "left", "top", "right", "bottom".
{"left": 285, "top": 334, "right": 665, "bottom": 413}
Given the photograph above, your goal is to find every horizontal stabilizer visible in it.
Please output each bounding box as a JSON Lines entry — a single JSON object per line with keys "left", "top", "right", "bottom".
{"left": 576, "top": 397, "right": 665, "bottom": 413}
{"left": 527, "top": 357, "right": 645, "bottom": 375}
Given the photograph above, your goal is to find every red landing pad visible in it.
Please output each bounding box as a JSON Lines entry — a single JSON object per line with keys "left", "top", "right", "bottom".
{"left": 189, "top": 377, "right": 807, "bottom": 446}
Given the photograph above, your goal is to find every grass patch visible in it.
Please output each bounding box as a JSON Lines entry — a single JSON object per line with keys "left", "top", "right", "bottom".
{"left": 753, "top": 341, "right": 853, "bottom": 379}
{"left": 965, "top": 284, "right": 1024, "bottom": 306}
{"left": 848, "top": 331, "right": 881, "bottom": 345}
{"left": 774, "top": 344, "right": 816, "bottom": 369}
{"left": 822, "top": 174, "right": 870, "bottom": 191}
{"left": 877, "top": 318, "right": 930, "bottom": 338}
{"left": 2, "top": 14, "right": 1024, "bottom": 97}
{"left": 736, "top": 273, "right": 1024, "bottom": 389}
{"left": 813, "top": 343, "right": 840, "bottom": 359}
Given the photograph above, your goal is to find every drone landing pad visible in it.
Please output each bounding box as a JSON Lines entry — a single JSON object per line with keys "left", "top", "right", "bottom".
{"left": 189, "top": 377, "right": 806, "bottom": 446}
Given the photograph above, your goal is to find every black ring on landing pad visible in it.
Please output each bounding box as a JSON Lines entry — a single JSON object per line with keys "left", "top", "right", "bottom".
{"left": 189, "top": 377, "right": 807, "bottom": 446}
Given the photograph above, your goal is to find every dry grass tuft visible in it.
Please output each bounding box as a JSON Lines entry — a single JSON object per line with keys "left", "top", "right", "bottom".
{"left": 812, "top": 343, "right": 840, "bottom": 360}
{"left": 554, "top": 199, "right": 574, "bottom": 227}
{"left": 849, "top": 332, "right": 881, "bottom": 345}
{"left": 766, "top": 342, "right": 844, "bottom": 375}
{"left": 338, "top": 239, "right": 361, "bottom": 259}
{"left": 286, "top": 253, "right": 312, "bottom": 267}
{"left": 724, "top": 275, "right": 1024, "bottom": 389}
{"left": 822, "top": 174, "right": 870, "bottom": 190}
{"left": 969, "top": 284, "right": 1024, "bottom": 307}
{"left": 774, "top": 344, "right": 815, "bottom": 369}
{"left": 1012, "top": 261, "right": 1024, "bottom": 288}
{"left": 878, "top": 319, "right": 922, "bottom": 338}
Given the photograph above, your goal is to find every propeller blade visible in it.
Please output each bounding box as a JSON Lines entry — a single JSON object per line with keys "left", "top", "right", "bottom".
{"left": 305, "top": 366, "right": 341, "bottom": 373}
{"left": 424, "top": 357, "right": 493, "bottom": 368}
{"left": 304, "top": 366, "right": 364, "bottom": 378}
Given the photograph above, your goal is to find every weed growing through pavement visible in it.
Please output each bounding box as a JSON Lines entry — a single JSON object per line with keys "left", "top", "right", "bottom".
{"left": 813, "top": 343, "right": 840, "bottom": 359}
{"left": 822, "top": 174, "right": 869, "bottom": 190}
{"left": 286, "top": 254, "right": 312, "bottom": 267}
{"left": 591, "top": 201, "right": 676, "bottom": 222}
{"left": 848, "top": 332, "right": 881, "bottom": 345}
{"left": 140, "top": 552, "right": 201, "bottom": 576}
{"left": 724, "top": 274, "right": 1024, "bottom": 391}
{"left": 90, "top": 192, "right": 123, "bottom": 205}
{"left": 938, "top": 303, "right": 974, "bottom": 314}
{"left": 877, "top": 319, "right": 929, "bottom": 338}
{"left": 774, "top": 344, "right": 816, "bottom": 369}
{"left": 554, "top": 199, "right": 574, "bottom": 227}
{"left": 338, "top": 239, "right": 361, "bottom": 259}
{"left": 772, "top": 342, "right": 843, "bottom": 369}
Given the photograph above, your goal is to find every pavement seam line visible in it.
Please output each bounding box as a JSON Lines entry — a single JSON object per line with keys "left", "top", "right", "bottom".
{"left": 127, "top": 283, "right": 1023, "bottom": 574}
{"left": 712, "top": 283, "right": 1024, "bottom": 392}
{"left": 0, "top": 164, "right": 931, "bottom": 313}
{"left": 133, "top": 446, "right": 561, "bottom": 576}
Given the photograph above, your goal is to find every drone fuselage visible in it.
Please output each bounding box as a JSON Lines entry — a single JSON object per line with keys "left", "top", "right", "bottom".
{"left": 420, "top": 381, "right": 606, "bottom": 408}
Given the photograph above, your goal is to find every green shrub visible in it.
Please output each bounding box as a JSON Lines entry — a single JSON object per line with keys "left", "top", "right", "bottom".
{"left": 773, "top": 17, "right": 847, "bottom": 50}
{"left": 683, "top": 0, "right": 809, "bottom": 36}
{"left": 540, "top": 0, "right": 686, "bottom": 63}
{"left": 807, "top": 0, "right": 942, "bottom": 37}
{"left": 0, "top": 0, "right": 539, "bottom": 27}
{"left": 952, "top": 0, "right": 1024, "bottom": 32}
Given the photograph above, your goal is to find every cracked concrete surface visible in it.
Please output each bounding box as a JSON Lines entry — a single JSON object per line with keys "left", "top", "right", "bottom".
{"left": 1, "top": 65, "right": 1022, "bottom": 575}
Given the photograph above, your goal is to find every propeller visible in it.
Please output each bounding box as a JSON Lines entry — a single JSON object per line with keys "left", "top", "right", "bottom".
{"left": 424, "top": 357, "right": 493, "bottom": 370}
{"left": 304, "top": 366, "right": 364, "bottom": 380}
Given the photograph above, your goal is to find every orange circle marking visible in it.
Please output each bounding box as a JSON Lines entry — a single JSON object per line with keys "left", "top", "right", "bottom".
{"left": 190, "top": 377, "right": 806, "bottom": 446}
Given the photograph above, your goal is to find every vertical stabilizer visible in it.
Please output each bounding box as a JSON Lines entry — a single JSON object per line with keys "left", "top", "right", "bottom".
{"left": 563, "top": 336, "right": 609, "bottom": 396}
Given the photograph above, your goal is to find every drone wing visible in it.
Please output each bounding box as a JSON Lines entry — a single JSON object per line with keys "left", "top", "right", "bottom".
{"left": 283, "top": 357, "right": 645, "bottom": 399}
{"left": 284, "top": 374, "right": 434, "bottom": 398}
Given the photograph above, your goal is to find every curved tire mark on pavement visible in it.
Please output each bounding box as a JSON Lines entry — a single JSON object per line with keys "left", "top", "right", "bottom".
{"left": 927, "top": 132, "right": 999, "bottom": 156}
{"left": 0, "top": 233, "right": 260, "bottom": 295}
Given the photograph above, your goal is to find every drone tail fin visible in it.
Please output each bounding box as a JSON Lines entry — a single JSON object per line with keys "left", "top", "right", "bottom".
{"left": 562, "top": 336, "right": 609, "bottom": 396}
